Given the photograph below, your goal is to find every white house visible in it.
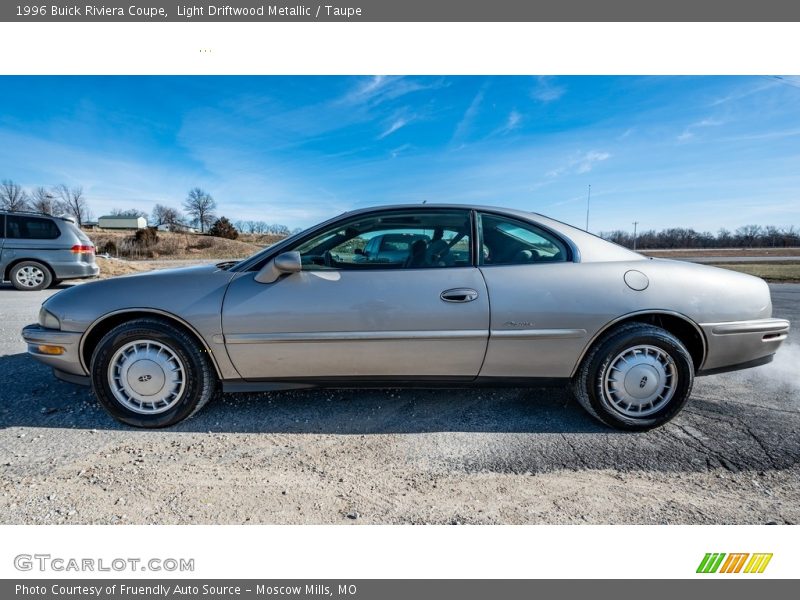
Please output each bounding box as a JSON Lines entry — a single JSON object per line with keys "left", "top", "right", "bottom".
{"left": 157, "top": 222, "right": 198, "bottom": 233}
{"left": 98, "top": 215, "right": 147, "bottom": 230}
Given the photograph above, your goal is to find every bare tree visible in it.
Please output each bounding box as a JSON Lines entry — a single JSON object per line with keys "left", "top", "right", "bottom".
{"left": 0, "top": 179, "right": 30, "bottom": 212}
{"left": 30, "top": 186, "right": 58, "bottom": 215}
{"left": 110, "top": 208, "right": 148, "bottom": 218}
{"left": 600, "top": 224, "right": 800, "bottom": 250}
{"left": 182, "top": 188, "right": 217, "bottom": 233}
{"left": 152, "top": 204, "right": 182, "bottom": 227}
{"left": 53, "top": 184, "right": 91, "bottom": 226}
{"left": 269, "top": 223, "right": 290, "bottom": 235}
{"left": 735, "top": 225, "right": 762, "bottom": 248}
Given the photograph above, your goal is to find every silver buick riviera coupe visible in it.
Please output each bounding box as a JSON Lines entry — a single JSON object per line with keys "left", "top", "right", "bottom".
{"left": 22, "top": 205, "right": 790, "bottom": 430}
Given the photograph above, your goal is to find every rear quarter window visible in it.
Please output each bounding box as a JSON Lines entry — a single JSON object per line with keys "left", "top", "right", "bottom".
{"left": 6, "top": 215, "right": 61, "bottom": 240}
{"left": 480, "top": 213, "right": 569, "bottom": 265}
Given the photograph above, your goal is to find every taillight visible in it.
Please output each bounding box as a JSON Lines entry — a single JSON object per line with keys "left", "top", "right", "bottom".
{"left": 71, "top": 244, "right": 95, "bottom": 254}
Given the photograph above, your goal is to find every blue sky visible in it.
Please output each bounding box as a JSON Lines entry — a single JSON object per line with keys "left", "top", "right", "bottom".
{"left": 1, "top": 75, "right": 799, "bottom": 233}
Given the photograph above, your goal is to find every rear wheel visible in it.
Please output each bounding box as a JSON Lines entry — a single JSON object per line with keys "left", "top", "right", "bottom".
{"left": 571, "top": 323, "right": 694, "bottom": 430}
{"left": 90, "top": 318, "right": 216, "bottom": 428}
{"left": 10, "top": 261, "right": 52, "bottom": 291}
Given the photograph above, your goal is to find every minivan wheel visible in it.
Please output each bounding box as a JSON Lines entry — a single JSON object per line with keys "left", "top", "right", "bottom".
{"left": 90, "top": 318, "right": 216, "bottom": 428}
{"left": 10, "top": 261, "right": 52, "bottom": 291}
{"left": 571, "top": 323, "right": 694, "bottom": 431}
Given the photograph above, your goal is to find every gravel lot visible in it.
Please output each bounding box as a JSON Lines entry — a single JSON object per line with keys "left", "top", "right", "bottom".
{"left": 1, "top": 281, "right": 798, "bottom": 525}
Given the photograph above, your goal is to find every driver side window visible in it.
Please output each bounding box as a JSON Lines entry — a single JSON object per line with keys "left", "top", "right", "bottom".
{"left": 292, "top": 210, "right": 472, "bottom": 270}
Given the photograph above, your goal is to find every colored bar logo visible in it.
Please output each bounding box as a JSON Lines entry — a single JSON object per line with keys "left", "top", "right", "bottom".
{"left": 697, "top": 553, "right": 773, "bottom": 574}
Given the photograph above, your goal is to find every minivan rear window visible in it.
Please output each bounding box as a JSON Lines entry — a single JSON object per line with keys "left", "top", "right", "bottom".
{"left": 6, "top": 215, "right": 61, "bottom": 240}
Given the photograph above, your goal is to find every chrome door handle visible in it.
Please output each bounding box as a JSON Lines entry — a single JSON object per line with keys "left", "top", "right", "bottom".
{"left": 440, "top": 288, "right": 479, "bottom": 303}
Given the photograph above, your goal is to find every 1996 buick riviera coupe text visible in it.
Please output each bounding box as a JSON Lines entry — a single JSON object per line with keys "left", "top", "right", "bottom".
{"left": 22, "top": 205, "right": 790, "bottom": 430}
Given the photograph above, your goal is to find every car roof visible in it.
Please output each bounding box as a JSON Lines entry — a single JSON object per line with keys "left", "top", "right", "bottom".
{"left": 0, "top": 210, "right": 70, "bottom": 221}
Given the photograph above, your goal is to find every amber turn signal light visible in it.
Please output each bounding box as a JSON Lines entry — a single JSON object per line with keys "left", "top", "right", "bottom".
{"left": 37, "top": 345, "right": 65, "bottom": 355}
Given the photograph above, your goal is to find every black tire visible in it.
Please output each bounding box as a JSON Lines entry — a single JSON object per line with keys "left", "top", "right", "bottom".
{"left": 571, "top": 323, "right": 694, "bottom": 431}
{"left": 90, "top": 318, "right": 217, "bottom": 428}
{"left": 10, "top": 261, "right": 52, "bottom": 291}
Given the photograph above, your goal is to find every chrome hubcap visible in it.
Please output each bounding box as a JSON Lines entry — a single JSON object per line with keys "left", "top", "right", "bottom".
{"left": 602, "top": 344, "right": 677, "bottom": 417}
{"left": 16, "top": 265, "right": 45, "bottom": 287}
{"left": 108, "top": 340, "right": 185, "bottom": 414}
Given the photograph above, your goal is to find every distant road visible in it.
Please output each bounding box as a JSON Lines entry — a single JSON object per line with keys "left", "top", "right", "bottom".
{"left": 673, "top": 256, "right": 800, "bottom": 264}
{"left": 641, "top": 248, "right": 800, "bottom": 264}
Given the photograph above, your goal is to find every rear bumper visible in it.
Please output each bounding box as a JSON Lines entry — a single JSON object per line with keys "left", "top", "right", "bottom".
{"left": 698, "top": 318, "right": 790, "bottom": 374}
{"left": 51, "top": 260, "right": 100, "bottom": 280}
{"left": 21, "top": 324, "right": 87, "bottom": 377}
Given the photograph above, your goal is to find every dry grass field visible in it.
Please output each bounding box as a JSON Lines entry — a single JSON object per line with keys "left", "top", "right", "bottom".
{"left": 88, "top": 229, "right": 285, "bottom": 260}
{"left": 717, "top": 263, "right": 800, "bottom": 283}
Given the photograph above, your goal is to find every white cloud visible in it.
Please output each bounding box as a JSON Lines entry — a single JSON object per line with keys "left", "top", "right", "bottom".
{"left": 378, "top": 117, "right": 410, "bottom": 139}
{"left": 532, "top": 76, "right": 565, "bottom": 103}
{"left": 677, "top": 117, "right": 724, "bottom": 141}
{"left": 390, "top": 143, "right": 412, "bottom": 159}
{"left": 577, "top": 150, "right": 611, "bottom": 173}
{"left": 451, "top": 88, "right": 485, "bottom": 144}
{"left": 709, "top": 80, "right": 776, "bottom": 107}
{"left": 502, "top": 110, "right": 522, "bottom": 133}
{"left": 341, "top": 75, "right": 440, "bottom": 108}
{"left": 344, "top": 75, "right": 390, "bottom": 104}
{"left": 546, "top": 150, "right": 611, "bottom": 178}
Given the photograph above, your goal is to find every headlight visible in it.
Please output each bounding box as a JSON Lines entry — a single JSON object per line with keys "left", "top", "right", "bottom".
{"left": 38, "top": 307, "right": 61, "bottom": 330}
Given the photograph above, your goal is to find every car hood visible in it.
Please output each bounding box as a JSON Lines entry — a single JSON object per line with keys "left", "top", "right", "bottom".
{"left": 44, "top": 264, "right": 236, "bottom": 333}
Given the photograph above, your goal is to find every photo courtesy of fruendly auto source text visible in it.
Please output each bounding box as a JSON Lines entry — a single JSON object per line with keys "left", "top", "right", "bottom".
{"left": 0, "top": 0, "right": 798, "bottom": 596}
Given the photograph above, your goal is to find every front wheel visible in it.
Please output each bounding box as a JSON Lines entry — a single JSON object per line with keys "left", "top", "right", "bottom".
{"left": 571, "top": 323, "right": 694, "bottom": 430}
{"left": 90, "top": 318, "right": 216, "bottom": 428}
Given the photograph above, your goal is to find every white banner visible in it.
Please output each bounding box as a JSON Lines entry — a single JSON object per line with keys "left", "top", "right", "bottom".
{"left": 0, "top": 23, "right": 799, "bottom": 75}
{"left": 1, "top": 525, "right": 795, "bottom": 579}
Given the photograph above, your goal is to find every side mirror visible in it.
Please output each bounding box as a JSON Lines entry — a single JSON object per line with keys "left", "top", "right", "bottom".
{"left": 255, "top": 251, "right": 302, "bottom": 284}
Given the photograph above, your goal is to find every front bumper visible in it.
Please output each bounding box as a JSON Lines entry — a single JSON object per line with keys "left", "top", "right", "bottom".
{"left": 698, "top": 318, "right": 790, "bottom": 375}
{"left": 21, "top": 324, "right": 87, "bottom": 378}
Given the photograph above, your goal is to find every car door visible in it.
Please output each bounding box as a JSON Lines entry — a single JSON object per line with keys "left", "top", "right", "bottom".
{"left": 476, "top": 212, "right": 589, "bottom": 379}
{"left": 221, "top": 208, "right": 490, "bottom": 380}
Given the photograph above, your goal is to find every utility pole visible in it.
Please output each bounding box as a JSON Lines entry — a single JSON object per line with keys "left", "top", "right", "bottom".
{"left": 632, "top": 221, "right": 639, "bottom": 251}
{"left": 585, "top": 184, "right": 591, "bottom": 232}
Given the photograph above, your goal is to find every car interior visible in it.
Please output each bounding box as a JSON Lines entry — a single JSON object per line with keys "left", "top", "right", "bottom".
{"left": 295, "top": 211, "right": 473, "bottom": 269}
